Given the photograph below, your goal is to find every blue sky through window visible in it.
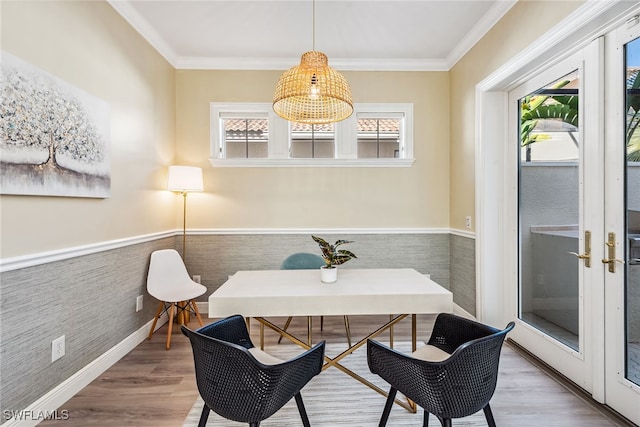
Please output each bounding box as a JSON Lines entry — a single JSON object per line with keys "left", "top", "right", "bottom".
{"left": 628, "top": 37, "right": 640, "bottom": 67}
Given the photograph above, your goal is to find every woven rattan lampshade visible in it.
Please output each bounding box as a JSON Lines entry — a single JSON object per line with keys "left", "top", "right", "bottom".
{"left": 273, "top": 51, "right": 353, "bottom": 124}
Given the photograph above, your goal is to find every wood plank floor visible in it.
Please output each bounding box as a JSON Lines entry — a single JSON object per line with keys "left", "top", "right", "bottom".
{"left": 38, "top": 314, "right": 634, "bottom": 426}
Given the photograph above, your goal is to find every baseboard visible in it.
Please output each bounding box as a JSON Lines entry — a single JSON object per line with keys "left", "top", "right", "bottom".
{"left": 196, "top": 301, "right": 208, "bottom": 315}
{"left": 0, "top": 315, "right": 168, "bottom": 427}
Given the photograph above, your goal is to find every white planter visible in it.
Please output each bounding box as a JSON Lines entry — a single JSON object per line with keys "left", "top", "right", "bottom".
{"left": 320, "top": 266, "right": 337, "bottom": 283}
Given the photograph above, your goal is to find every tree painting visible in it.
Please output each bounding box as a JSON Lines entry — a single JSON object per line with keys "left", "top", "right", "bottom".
{"left": 0, "top": 52, "right": 110, "bottom": 198}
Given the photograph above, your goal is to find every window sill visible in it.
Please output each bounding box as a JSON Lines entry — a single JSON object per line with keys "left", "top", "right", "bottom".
{"left": 209, "top": 158, "right": 415, "bottom": 168}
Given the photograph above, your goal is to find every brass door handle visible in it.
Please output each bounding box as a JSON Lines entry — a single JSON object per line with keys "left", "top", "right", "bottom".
{"left": 569, "top": 252, "right": 589, "bottom": 259}
{"left": 569, "top": 252, "right": 591, "bottom": 266}
{"left": 601, "top": 258, "right": 625, "bottom": 264}
{"left": 568, "top": 231, "right": 591, "bottom": 267}
{"left": 603, "top": 232, "right": 624, "bottom": 273}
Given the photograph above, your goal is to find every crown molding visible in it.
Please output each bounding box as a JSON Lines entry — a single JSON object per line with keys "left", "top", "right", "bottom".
{"left": 175, "top": 56, "right": 449, "bottom": 71}
{"left": 107, "top": 0, "right": 179, "bottom": 66}
{"left": 108, "top": 0, "right": 511, "bottom": 72}
{"left": 446, "top": 0, "right": 518, "bottom": 69}
{"left": 478, "top": 0, "right": 636, "bottom": 91}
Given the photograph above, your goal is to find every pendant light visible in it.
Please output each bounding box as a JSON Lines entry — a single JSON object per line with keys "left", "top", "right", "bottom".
{"left": 273, "top": 0, "right": 353, "bottom": 124}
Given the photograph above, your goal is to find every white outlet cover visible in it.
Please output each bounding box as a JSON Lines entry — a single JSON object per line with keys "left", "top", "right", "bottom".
{"left": 52, "top": 335, "right": 65, "bottom": 362}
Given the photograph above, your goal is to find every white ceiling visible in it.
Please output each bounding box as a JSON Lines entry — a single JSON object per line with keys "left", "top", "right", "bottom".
{"left": 108, "top": 0, "right": 517, "bottom": 71}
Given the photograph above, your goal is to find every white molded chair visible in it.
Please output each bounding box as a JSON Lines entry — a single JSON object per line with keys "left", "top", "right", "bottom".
{"left": 147, "top": 249, "right": 206, "bottom": 350}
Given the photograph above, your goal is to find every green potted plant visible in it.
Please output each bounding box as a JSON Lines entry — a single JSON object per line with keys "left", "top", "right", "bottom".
{"left": 311, "top": 235, "right": 357, "bottom": 283}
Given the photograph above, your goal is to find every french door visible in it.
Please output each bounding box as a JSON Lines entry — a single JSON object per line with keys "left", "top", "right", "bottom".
{"left": 507, "top": 19, "right": 640, "bottom": 424}
{"left": 602, "top": 18, "right": 640, "bottom": 423}
{"left": 509, "top": 47, "right": 595, "bottom": 391}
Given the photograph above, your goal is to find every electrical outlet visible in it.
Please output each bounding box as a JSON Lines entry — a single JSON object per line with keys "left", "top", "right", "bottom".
{"left": 136, "top": 295, "right": 144, "bottom": 312}
{"left": 193, "top": 275, "right": 201, "bottom": 284}
{"left": 52, "top": 335, "right": 65, "bottom": 362}
{"left": 465, "top": 215, "right": 472, "bottom": 229}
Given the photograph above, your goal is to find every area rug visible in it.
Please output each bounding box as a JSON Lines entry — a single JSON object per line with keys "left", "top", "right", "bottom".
{"left": 183, "top": 341, "right": 490, "bottom": 427}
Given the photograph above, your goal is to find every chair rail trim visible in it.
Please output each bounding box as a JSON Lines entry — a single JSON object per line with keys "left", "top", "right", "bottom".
{"left": 0, "top": 228, "right": 474, "bottom": 272}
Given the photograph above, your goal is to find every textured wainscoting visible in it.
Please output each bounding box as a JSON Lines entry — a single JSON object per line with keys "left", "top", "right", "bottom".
{"left": 0, "top": 237, "right": 175, "bottom": 420}
{"left": 1, "top": 230, "right": 476, "bottom": 421}
{"left": 450, "top": 233, "right": 476, "bottom": 316}
{"left": 182, "top": 232, "right": 452, "bottom": 300}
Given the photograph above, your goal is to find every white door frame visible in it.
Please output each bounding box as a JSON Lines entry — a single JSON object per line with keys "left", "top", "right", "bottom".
{"left": 476, "top": 0, "right": 639, "bottom": 401}
{"left": 602, "top": 18, "right": 640, "bottom": 421}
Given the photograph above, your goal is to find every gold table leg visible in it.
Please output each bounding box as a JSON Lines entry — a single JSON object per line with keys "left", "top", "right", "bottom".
{"left": 408, "top": 313, "right": 418, "bottom": 410}
{"left": 255, "top": 314, "right": 417, "bottom": 413}
{"left": 389, "top": 314, "right": 394, "bottom": 348}
{"left": 260, "top": 322, "right": 265, "bottom": 350}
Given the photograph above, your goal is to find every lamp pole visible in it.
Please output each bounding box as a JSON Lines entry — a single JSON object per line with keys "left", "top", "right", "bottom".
{"left": 181, "top": 191, "right": 188, "bottom": 260}
{"left": 167, "top": 165, "right": 203, "bottom": 262}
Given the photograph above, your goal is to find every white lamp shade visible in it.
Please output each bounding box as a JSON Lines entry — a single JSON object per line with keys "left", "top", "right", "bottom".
{"left": 167, "top": 166, "right": 203, "bottom": 192}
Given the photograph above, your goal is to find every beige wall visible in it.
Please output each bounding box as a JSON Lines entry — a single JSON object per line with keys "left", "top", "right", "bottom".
{"left": 176, "top": 70, "right": 450, "bottom": 229}
{"left": 449, "top": 0, "right": 585, "bottom": 231}
{"left": 0, "top": 1, "right": 176, "bottom": 258}
{"left": 0, "top": 0, "right": 588, "bottom": 256}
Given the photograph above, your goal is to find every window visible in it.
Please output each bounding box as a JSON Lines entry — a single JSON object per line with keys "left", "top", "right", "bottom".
{"left": 223, "top": 118, "right": 268, "bottom": 159}
{"left": 357, "top": 116, "right": 402, "bottom": 159}
{"left": 290, "top": 123, "right": 335, "bottom": 158}
{"left": 210, "top": 102, "right": 413, "bottom": 167}
{"left": 519, "top": 71, "right": 579, "bottom": 163}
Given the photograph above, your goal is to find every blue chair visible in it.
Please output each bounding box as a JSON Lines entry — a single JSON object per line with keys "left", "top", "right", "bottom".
{"left": 281, "top": 252, "right": 326, "bottom": 270}
{"left": 279, "top": 253, "right": 352, "bottom": 346}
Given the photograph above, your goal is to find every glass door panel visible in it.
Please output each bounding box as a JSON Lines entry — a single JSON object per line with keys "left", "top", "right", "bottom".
{"left": 624, "top": 35, "right": 640, "bottom": 387}
{"left": 518, "top": 70, "right": 581, "bottom": 351}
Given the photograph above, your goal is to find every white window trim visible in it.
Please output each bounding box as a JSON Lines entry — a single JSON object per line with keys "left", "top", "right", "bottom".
{"left": 352, "top": 103, "right": 414, "bottom": 160}
{"left": 209, "top": 102, "right": 415, "bottom": 167}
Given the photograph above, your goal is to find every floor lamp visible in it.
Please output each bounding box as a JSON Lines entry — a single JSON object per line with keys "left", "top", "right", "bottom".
{"left": 167, "top": 165, "right": 203, "bottom": 261}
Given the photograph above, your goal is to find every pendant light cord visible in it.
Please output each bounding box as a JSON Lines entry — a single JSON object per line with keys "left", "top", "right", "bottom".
{"left": 312, "top": 0, "right": 316, "bottom": 51}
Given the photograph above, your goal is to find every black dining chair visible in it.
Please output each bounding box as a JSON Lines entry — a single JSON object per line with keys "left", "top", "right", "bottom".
{"left": 182, "top": 314, "right": 326, "bottom": 427}
{"left": 367, "top": 313, "right": 515, "bottom": 427}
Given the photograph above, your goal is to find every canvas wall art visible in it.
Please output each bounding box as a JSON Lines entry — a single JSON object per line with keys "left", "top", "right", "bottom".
{"left": 0, "top": 51, "right": 111, "bottom": 198}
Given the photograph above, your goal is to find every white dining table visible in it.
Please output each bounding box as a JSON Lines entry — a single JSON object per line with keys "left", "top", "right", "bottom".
{"left": 208, "top": 268, "right": 453, "bottom": 411}
{"left": 209, "top": 268, "right": 452, "bottom": 317}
